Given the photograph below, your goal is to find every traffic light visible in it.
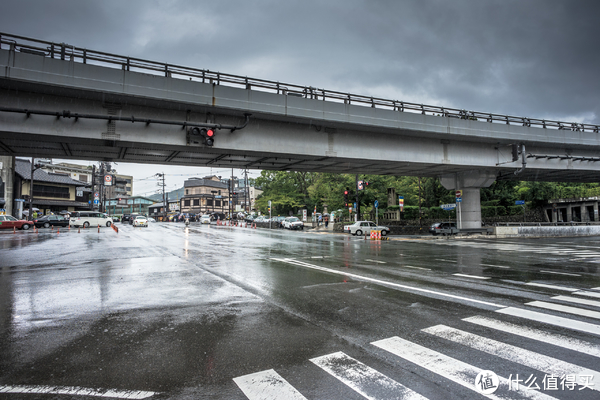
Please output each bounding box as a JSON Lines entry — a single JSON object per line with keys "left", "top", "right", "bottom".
{"left": 512, "top": 144, "right": 519, "bottom": 161}
{"left": 364, "top": 181, "right": 370, "bottom": 187}
{"left": 190, "top": 127, "right": 215, "bottom": 146}
{"left": 344, "top": 188, "right": 349, "bottom": 206}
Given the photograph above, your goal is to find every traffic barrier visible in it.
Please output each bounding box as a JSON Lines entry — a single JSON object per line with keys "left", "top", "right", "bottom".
{"left": 57, "top": 228, "right": 60, "bottom": 234}
{"left": 97, "top": 224, "right": 100, "bottom": 233}
{"left": 13, "top": 226, "right": 15, "bottom": 234}
{"left": 112, "top": 223, "right": 119, "bottom": 233}
{"left": 78, "top": 228, "right": 81, "bottom": 233}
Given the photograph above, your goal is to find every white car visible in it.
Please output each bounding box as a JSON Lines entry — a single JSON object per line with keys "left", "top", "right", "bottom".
{"left": 344, "top": 221, "right": 390, "bottom": 236}
{"left": 200, "top": 215, "right": 212, "bottom": 224}
{"left": 132, "top": 215, "right": 148, "bottom": 227}
{"left": 282, "top": 217, "right": 304, "bottom": 230}
{"left": 70, "top": 211, "right": 112, "bottom": 228}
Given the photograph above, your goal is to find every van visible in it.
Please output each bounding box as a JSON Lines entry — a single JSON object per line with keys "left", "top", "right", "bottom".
{"left": 69, "top": 211, "right": 112, "bottom": 228}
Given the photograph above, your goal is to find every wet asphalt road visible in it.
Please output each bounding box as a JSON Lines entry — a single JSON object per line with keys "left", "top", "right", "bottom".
{"left": 1, "top": 223, "right": 600, "bottom": 400}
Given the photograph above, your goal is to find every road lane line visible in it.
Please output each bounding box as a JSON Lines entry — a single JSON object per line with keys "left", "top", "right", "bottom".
{"left": 233, "top": 369, "right": 307, "bottom": 400}
{"left": 310, "top": 351, "right": 428, "bottom": 400}
{"left": 272, "top": 258, "right": 506, "bottom": 308}
{"left": 365, "top": 259, "right": 387, "bottom": 264}
{"left": 539, "top": 270, "right": 582, "bottom": 277}
{"left": 481, "top": 264, "right": 510, "bottom": 269}
{"left": 452, "top": 273, "right": 490, "bottom": 280}
{"left": 551, "top": 295, "right": 600, "bottom": 308}
{"left": 371, "top": 336, "right": 557, "bottom": 400}
{"left": 435, "top": 258, "right": 457, "bottom": 263}
{"left": 422, "top": 325, "right": 600, "bottom": 390}
{"left": 526, "top": 301, "right": 600, "bottom": 320}
{"left": 575, "top": 291, "right": 600, "bottom": 299}
{"left": 0, "top": 385, "right": 156, "bottom": 399}
{"left": 496, "top": 307, "right": 600, "bottom": 336}
{"left": 523, "top": 282, "right": 579, "bottom": 292}
{"left": 402, "top": 265, "right": 431, "bottom": 271}
{"left": 463, "top": 315, "right": 600, "bottom": 358}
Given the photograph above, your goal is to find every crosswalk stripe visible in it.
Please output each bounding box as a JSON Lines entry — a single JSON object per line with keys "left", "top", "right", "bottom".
{"left": 463, "top": 315, "right": 600, "bottom": 358}
{"left": 551, "top": 295, "right": 600, "bottom": 308}
{"left": 452, "top": 273, "right": 490, "bottom": 280}
{"left": 371, "top": 336, "right": 557, "bottom": 400}
{"left": 0, "top": 385, "right": 155, "bottom": 399}
{"left": 575, "top": 291, "right": 600, "bottom": 299}
{"left": 526, "top": 301, "right": 600, "bottom": 320}
{"left": 496, "top": 307, "right": 600, "bottom": 336}
{"left": 422, "top": 325, "right": 600, "bottom": 390}
{"left": 233, "top": 369, "right": 307, "bottom": 400}
{"left": 310, "top": 351, "right": 427, "bottom": 400}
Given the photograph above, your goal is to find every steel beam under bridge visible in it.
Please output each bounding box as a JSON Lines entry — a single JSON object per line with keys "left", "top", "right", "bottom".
{"left": 2, "top": 45, "right": 600, "bottom": 182}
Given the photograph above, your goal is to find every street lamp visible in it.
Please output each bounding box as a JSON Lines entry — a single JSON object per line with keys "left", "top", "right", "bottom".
{"left": 211, "top": 190, "right": 217, "bottom": 213}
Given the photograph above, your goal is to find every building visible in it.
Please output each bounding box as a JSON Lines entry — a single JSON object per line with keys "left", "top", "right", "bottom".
{"left": 544, "top": 197, "right": 600, "bottom": 223}
{"left": 43, "top": 162, "right": 94, "bottom": 184}
{"left": 104, "top": 173, "right": 133, "bottom": 199}
{"left": 148, "top": 199, "right": 180, "bottom": 221}
{"left": 105, "top": 196, "right": 156, "bottom": 216}
{"left": 13, "top": 158, "right": 91, "bottom": 217}
{"left": 180, "top": 176, "right": 230, "bottom": 215}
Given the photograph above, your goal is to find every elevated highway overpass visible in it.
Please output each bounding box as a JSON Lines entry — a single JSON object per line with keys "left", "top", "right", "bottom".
{"left": 1, "top": 33, "right": 599, "bottom": 227}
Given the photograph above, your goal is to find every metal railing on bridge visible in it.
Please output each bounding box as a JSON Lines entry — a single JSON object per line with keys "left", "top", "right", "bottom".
{"left": 1, "top": 32, "right": 598, "bottom": 134}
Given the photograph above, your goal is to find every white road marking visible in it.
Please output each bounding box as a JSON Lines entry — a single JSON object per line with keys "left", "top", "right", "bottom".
{"left": 233, "top": 369, "right": 307, "bottom": 400}
{"left": 539, "top": 270, "right": 582, "bottom": 277}
{"left": 452, "top": 273, "right": 490, "bottom": 280}
{"left": 463, "top": 315, "right": 600, "bottom": 358}
{"left": 0, "top": 385, "right": 155, "bottom": 399}
{"left": 481, "top": 264, "right": 510, "bottom": 269}
{"left": 365, "top": 259, "right": 387, "bottom": 264}
{"left": 371, "top": 336, "right": 557, "bottom": 400}
{"left": 496, "top": 307, "right": 600, "bottom": 336}
{"left": 402, "top": 265, "right": 431, "bottom": 271}
{"left": 551, "top": 295, "right": 600, "bottom": 308}
{"left": 576, "top": 291, "right": 600, "bottom": 299}
{"left": 523, "top": 282, "right": 579, "bottom": 292}
{"left": 422, "top": 325, "right": 600, "bottom": 390}
{"left": 271, "top": 258, "right": 506, "bottom": 308}
{"left": 310, "top": 351, "right": 428, "bottom": 400}
{"left": 435, "top": 258, "right": 457, "bottom": 263}
{"left": 526, "top": 300, "right": 600, "bottom": 320}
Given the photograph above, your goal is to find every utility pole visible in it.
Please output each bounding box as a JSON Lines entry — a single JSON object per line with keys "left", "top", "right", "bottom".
{"left": 244, "top": 168, "right": 249, "bottom": 213}
{"left": 355, "top": 174, "right": 360, "bottom": 221}
{"left": 156, "top": 173, "right": 166, "bottom": 221}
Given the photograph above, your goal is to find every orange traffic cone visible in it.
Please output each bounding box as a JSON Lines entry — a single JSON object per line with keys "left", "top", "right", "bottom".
{"left": 57, "top": 228, "right": 60, "bottom": 234}
{"left": 98, "top": 224, "right": 100, "bottom": 233}
{"left": 78, "top": 227, "right": 81, "bottom": 233}
{"left": 13, "top": 226, "right": 16, "bottom": 234}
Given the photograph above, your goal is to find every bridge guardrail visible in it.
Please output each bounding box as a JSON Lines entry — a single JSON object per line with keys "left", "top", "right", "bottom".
{"left": 1, "top": 32, "right": 598, "bottom": 134}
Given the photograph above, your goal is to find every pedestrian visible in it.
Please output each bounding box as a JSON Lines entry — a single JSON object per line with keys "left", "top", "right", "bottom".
{"left": 325, "top": 215, "right": 329, "bottom": 228}
{"left": 318, "top": 214, "right": 322, "bottom": 226}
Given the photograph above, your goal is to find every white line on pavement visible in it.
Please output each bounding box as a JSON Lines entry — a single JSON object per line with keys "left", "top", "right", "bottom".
{"left": 452, "top": 273, "right": 490, "bottom": 280}
{"left": 402, "top": 265, "right": 431, "bottom": 271}
{"left": 310, "top": 351, "right": 428, "bottom": 400}
{"left": 371, "top": 336, "right": 557, "bottom": 400}
{"left": 496, "top": 307, "right": 600, "bottom": 336}
{"left": 575, "top": 291, "right": 600, "bottom": 299}
{"left": 539, "top": 270, "right": 582, "bottom": 277}
{"left": 365, "top": 259, "right": 387, "bottom": 264}
{"left": 463, "top": 315, "right": 600, "bottom": 358}
{"left": 422, "top": 325, "right": 600, "bottom": 391}
{"left": 526, "top": 301, "right": 600, "bottom": 320}
{"left": 271, "top": 258, "right": 506, "bottom": 308}
{"left": 0, "top": 385, "right": 155, "bottom": 399}
{"left": 551, "top": 295, "right": 600, "bottom": 308}
{"left": 233, "top": 369, "right": 307, "bottom": 400}
{"left": 523, "top": 282, "right": 580, "bottom": 292}
{"left": 481, "top": 264, "right": 511, "bottom": 269}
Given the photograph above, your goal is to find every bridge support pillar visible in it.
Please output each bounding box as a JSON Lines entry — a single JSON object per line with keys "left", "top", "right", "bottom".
{"left": 440, "top": 171, "right": 496, "bottom": 229}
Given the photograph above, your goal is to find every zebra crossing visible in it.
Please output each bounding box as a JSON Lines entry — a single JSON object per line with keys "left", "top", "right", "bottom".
{"left": 233, "top": 285, "right": 600, "bottom": 399}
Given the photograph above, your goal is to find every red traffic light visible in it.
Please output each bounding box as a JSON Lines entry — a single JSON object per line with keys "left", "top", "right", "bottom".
{"left": 344, "top": 190, "right": 348, "bottom": 195}
{"left": 206, "top": 129, "right": 214, "bottom": 137}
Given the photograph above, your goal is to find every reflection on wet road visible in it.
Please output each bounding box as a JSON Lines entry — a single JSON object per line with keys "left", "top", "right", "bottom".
{"left": 1, "top": 223, "right": 600, "bottom": 399}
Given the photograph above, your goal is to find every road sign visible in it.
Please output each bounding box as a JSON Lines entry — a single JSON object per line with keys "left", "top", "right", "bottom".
{"left": 104, "top": 174, "right": 113, "bottom": 186}
{"left": 456, "top": 198, "right": 462, "bottom": 203}
{"left": 515, "top": 200, "right": 525, "bottom": 205}
{"left": 441, "top": 203, "right": 456, "bottom": 211}
{"left": 93, "top": 199, "right": 99, "bottom": 205}
{"left": 94, "top": 192, "right": 100, "bottom": 198}
{"left": 374, "top": 200, "right": 379, "bottom": 208}
{"left": 358, "top": 180, "right": 364, "bottom": 190}
{"left": 455, "top": 190, "right": 462, "bottom": 199}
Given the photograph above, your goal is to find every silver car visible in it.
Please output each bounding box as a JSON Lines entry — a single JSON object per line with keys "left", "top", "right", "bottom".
{"left": 344, "top": 221, "right": 389, "bottom": 236}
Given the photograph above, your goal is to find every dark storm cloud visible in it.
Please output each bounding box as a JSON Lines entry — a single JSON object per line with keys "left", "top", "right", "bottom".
{"left": 1, "top": 0, "right": 598, "bottom": 123}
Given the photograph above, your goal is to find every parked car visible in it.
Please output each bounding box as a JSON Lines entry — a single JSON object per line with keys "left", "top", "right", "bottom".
{"left": 33, "top": 215, "right": 69, "bottom": 228}
{"left": 200, "top": 215, "right": 212, "bottom": 224}
{"left": 282, "top": 217, "right": 304, "bottom": 230}
{"left": 132, "top": 215, "right": 148, "bottom": 227}
{"left": 344, "top": 221, "right": 390, "bottom": 236}
{"left": 244, "top": 215, "right": 256, "bottom": 223}
{"left": 111, "top": 215, "right": 121, "bottom": 222}
{"left": 0, "top": 215, "right": 33, "bottom": 230}
{"left": 122, "top": 214, "right": 131, "bottom": 223}
{"left": 147, "top": 217, "right": 156, "bottom": 223}
{"left": 254, "top": 216, "right": 265, "bottom": 223}
{"left": 69, "top": 211, "right": 113, "bottom": 228}
{"left": 429, "top": 222, "right": 457, "bottom": 236}
{"left": 128, "top": 214, "right": 142, "bottom": 225}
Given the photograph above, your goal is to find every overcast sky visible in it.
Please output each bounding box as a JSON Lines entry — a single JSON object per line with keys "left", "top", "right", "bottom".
{"left": 2, "top": 0, "right": 598, "bottom": 195}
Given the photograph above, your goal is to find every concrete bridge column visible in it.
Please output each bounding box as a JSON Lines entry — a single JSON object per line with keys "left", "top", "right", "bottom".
{"left": 440, "top": 171, "right": 496, "bottom": 229}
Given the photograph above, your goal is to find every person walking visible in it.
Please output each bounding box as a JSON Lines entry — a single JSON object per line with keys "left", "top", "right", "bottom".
{"left": 324, "top": 215, "right": 329, "bottom": 228}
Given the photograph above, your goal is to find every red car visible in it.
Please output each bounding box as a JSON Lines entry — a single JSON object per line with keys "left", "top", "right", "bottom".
{"left": 0, "top": 215, "right": 33, "bottom": 230}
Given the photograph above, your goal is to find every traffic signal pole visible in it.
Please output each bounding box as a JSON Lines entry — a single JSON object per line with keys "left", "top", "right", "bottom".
{"left": 355, "top": 174, "right": 360, "bottom": 221}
